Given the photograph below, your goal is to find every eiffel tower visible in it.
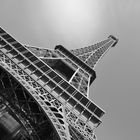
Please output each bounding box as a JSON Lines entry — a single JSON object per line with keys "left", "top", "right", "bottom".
{"left": 0, "top": 27, "right": 118, "bottom": 140}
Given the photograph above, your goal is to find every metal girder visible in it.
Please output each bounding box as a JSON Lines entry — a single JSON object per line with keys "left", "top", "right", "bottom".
{"left": 0, "top": 51, "right": 71, "bottom": 140}
{"left": 70, "top": 36, "right": 118, "bottom": 69}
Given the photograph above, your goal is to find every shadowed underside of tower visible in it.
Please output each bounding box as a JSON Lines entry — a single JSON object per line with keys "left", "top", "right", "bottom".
{"left": 0, "top": 27, "right": 118, "bottom": 140}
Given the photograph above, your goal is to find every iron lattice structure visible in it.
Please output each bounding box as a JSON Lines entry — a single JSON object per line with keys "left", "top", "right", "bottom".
{"left": 0, "top": 27, "right": 118, "bottom": 140}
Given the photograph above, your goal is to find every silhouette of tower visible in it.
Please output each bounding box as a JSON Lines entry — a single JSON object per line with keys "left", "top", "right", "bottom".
{"left": 0, "top": 27, "right": 118, "bottom": 140}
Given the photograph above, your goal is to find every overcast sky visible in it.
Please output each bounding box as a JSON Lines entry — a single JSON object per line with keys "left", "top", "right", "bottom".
{"left": 0, "top": 0, "right": 140, "bottom": 140}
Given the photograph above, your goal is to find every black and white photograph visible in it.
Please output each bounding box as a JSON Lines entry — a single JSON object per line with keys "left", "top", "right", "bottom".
{"left": 0, "top": 0, "right": 139, "bottom": 140}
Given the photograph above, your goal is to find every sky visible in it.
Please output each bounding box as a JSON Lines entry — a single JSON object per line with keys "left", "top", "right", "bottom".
{"left": 0, "top": 0, "right": 140, "bottom": 140}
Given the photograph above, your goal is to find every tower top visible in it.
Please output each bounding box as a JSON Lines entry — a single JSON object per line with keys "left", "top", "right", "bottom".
{"left": 108, "top": 35, "right": 119, "bottom": 47}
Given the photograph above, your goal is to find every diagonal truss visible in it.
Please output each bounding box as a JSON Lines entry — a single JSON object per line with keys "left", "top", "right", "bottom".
{"left": 70, "top": 36, "right": 118, "bottom": 69}
{"left": 70, "top": 38, "right": 111, "bottom": 56}
{"left": 0, "top": 26, "right": 118, "bottom": 140}
{"left": 68, "top": 36, "right": 118, "bottom": 97}
{"left": 0, "top": 51, "right": 71, "bottom": 140}
{"left": 0, "top": 28, "right": 101, "bottom": 140}
{"left": 26, "top": 36, "right": 118, "bottom": 97}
